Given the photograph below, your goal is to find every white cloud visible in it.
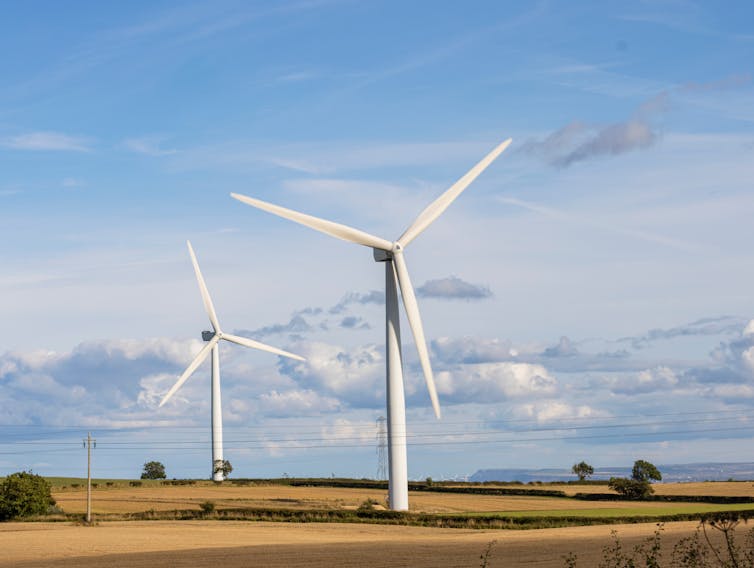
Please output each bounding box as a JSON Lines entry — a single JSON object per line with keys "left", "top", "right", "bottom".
{"left": 2, "top": 131, "right": 91, "bottom": 152}
{"left": 417, "top": 276, "right": 493, "bottom": 301}
{"left": 257, "top": 389, "right": 340, "bottom": 416}
{"left": 123, "top": 136, "right": 177, "bottom": 157}
{"left": 515, "top": 401, "right": 606, "bottom": 424}
{"left": 743, "top": 320, "right": 754, "bottom": 337}
{"left": 435, "top": 362, "right": 557, "bottom": 402}
{"left": 602, "top": 366, "right": 680, "bottom": 395}
{"left": 278, "top": 341, "right": 384, "bottom": 408}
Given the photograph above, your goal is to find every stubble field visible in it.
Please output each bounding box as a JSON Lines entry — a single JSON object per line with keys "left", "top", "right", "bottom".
{"left": 3, "top": 481, "right": 753, "bottom": 567}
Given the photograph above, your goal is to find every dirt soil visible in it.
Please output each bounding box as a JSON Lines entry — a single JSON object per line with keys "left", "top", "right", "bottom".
{"left": 0, "top": 520, "right": 710, "bottom": 568}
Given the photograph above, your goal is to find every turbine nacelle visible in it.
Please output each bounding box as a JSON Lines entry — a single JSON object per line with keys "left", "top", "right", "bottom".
{"left": 373, "top": 248, "right": 393, "bottom": 262}
{"left": 202, "top": 330, "right": 216, "bottom": 341}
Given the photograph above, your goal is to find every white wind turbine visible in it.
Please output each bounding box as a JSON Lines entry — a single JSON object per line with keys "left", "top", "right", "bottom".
{"left": 159, "top": 241, "right": 305, "bottom": 481}
{"left": 231, "top": 139, "right": 511, "bottom": 508}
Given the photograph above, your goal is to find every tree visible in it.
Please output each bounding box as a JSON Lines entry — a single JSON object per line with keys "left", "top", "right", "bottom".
{"left": 0, "top": 471, "right": 56, "bottom": 520}
{"left": 140, "top": 461, "right": 167, "bottom": 480}
{"left": 608, "top": 477, "right": 653, "bottom": 499}
{"left": 213, "top": 459, "right": 233, "bottom": 480}
{"left": 572, "top": 461, "right": 595, "bottom": 481}
{"left": 632, "top": 459, "right": 662, "bottom": 483}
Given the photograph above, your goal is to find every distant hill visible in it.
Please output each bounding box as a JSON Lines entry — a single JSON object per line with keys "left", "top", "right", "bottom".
{"left": 469, "top": 462, "right": 754, "bottom": 483}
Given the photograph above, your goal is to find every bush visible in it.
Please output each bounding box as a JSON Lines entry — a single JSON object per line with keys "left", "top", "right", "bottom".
{"left": 199, "top": 501, "right": 216, "bottom": 514}
{"left": 0, "top": 471, "right": 56, "bottom": 520}
{"left": 129, "top": 481, "right": 142, "bottom": 487}
{"left": 608, "top": 477, "right": 653, "bottom": 500}
{"left": 357, "top": 498, "right": 379, "bottom": 512}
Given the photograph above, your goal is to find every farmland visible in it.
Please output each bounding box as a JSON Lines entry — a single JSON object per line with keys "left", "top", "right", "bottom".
{"left": 2, "top": 479, "right": 753, "bottom": 566}
{"left": 0, "top": 519, "right": 726, "bottom": 567}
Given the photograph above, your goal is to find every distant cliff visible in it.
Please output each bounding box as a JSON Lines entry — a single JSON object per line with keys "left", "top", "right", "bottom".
{"left": 470, "top": 462, "right": 754, "bottom": 483}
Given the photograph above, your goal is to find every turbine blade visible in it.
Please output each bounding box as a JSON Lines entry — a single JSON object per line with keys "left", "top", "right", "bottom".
{"left": 187, "top": 241, "right": 221, "bottom": 333}
{"left": 398, "top": 138, "right": 512, "bottom": 247}
{"left": 222, "top": 333, "right": 306, "bottom": 361}
{"left": 231, "top": 192, "right": 393, "bottom": 251}
{"left": 159, "top": 337, "right": 218, "bottom": 407}
{"left": 391, "top": 250, "right": 441, "bottom": 419}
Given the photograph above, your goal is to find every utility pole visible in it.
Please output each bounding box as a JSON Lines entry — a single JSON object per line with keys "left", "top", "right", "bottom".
{"left": 82, "top": 432, "right": 96, "bottom": 523}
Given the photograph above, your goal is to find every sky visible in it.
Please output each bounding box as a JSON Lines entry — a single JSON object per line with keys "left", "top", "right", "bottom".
{"left": 1, "top": 0, "right": 753, "bottom": 481}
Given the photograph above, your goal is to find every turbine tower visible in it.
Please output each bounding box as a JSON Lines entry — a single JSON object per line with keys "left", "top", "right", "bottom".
{"left": 159, "top": 241, "right": 305, "bottom": 481}
{"left": 231, "top": 139, "right": 511, "bottom": 507}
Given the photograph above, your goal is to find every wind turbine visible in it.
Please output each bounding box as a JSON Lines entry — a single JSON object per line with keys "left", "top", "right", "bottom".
{"left": 159, "top": 241, "right": 305, "bottom": 481}
{"left": 231, "top": 139, "right": 511, "bottom": 508}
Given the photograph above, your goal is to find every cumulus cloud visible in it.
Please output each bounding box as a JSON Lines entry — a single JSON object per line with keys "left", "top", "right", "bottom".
{"left": 543, "top": 336, "right": 579, "bottom": 358}
{"left": 744, "top": 320, "right": 754, "bottom": 337}
{"left": 512, "top": 401, "right": 607, "bottom": 424}
{"left": 257, "top": 389, "right": 341, "bottom": 416}
{"left": 278, "top": 341, "right": 384, "bottom": 408}
{"left": 2, "top": 131, "right": 92, "bottom": 152}
{"left": 432, "top": 336, "right": 514, "bottom": 364}
{"left": 603, "top": 366, "right": 680, "bottom": 395}
{"left": 416, "top": 276, "right": 492, "bottom": 301}
{"left": 435, "top": 362, "right": 557, "bottom": 403}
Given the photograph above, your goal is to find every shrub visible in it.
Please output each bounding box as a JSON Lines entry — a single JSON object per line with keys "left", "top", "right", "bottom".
{"left": 129, "top": 481, "right": 142, "bottom": 487}
{"left": 199, "top": 501, "right": 216, "bottom": 514}
{"left": 0, "top": 471, "right": 56, "bottom": 520}
{"left": 357, "top": 498, "right": 379, "bottom": 512}
{"left": 608, "top": 477, "right": 653, "bottom": 499}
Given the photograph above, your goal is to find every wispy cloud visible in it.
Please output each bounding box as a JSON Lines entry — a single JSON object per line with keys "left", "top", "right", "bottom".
{"left": 329, "top": 291, "right": 384, "bottom": 314}
{"left": 520, "top": 93, "right": 666, "bottom": 167}
{"left": 62, "top": 178, "right": 84, "bottom": 189}
{"left": 620, "top": 316, "right": 748, "bottom": 350}
{"left": 2, "top": 131, "right": 92, "bottom": 152}
{"left": 499, "top": 196, "right": 708, "bottom": 254}
{"left": 123, "top": 136, "right": 177, "bottom": 157}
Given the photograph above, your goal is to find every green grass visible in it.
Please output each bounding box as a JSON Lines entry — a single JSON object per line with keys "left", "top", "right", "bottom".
{"left": 43, "top": 477, "right": 172, "bottom": 489}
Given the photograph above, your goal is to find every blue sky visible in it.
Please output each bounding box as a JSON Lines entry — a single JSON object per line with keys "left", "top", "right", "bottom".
{"left": 1, "top": 1, "right": 754, "bottom": 481}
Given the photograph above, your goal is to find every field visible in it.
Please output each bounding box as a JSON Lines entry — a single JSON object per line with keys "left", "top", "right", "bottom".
{"left": 2, "top": 480, "right": 753, "bottom": 567}
{"left": 49, "top": 479, "right": 754, "bottom": 518}
{"left": 0, "top": 519, "right": 724, "bottom": 567}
